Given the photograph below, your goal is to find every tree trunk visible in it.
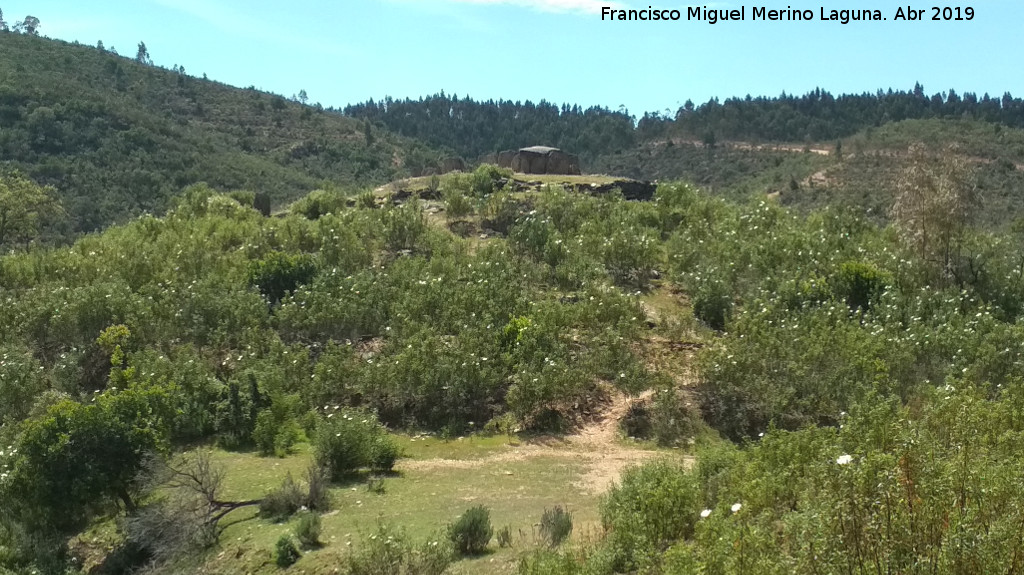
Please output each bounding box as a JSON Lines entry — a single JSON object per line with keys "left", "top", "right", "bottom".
{"left": 119, "top": 487, "right": 137, "bottom": 514}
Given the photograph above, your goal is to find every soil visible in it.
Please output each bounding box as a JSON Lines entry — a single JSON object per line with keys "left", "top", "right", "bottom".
{"left": 399, "top": 390, "right": 690, "bottom": 494}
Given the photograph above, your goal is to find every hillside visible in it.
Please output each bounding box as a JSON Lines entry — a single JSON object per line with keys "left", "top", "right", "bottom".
{"left": 4, "top": 164, "right": 1024, "bottom": 573}
{"left": 784, "top": 119, "right": 1024, "bottom": 225}
{"left": 7, "top": 26, "right": 1024, "bottom": 575}
{"left": 344, "top": 94, "right": 636, "bottom": 165}
{"left": 0, "top": 32, "right": 441, "bottom": 236}
{"left": 591, "top": 118, "right": 1024, "bottom": 227}
{"left": 344, "top": 87, "right": 1024, "bottom": 173}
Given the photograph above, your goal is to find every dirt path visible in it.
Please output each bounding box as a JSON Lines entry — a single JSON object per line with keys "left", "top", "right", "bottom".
{"left": 399, "top": 390, "right": 680, "bottom": 494}
{"left": 646, "top": 138, "right": 832, "bottom": 156}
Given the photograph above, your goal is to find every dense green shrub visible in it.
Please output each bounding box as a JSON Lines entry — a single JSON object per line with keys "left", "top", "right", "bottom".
{"left": 832, "top": 260, "right": 891, "bottom": 311}
{"left": 698, "top": 304, "right": 895, "bottom": 440}
{"left": 601, "top": 224, "right": 661, "bottom": 288}
{"left": 248, "top": 251, "right": 317, "bottom": 304}
{"left": 312, "top": 409, "right": 396, "bottom": 480}
{"left": 290, "top": 189, "right": 348, "bottom": 220}
{"left": 274, "top": 535, "right": 300, "bottom": 568}
{"left": 649, "top": 387, "right": 701, "bottom": 447}
{"left": 346, "top": 523, "right": 453, "bottom": 575}
{"left": 692, "top": 282, "right": 731, "bottom": 331}
{"left": 370, "top": 436, "right": 401, "bottom": 473}
{"left": 443, "top": 188, "right": 473, "bottom": 219}
{"left": 227, "top": 190, "right": 256, "bottom": 209}
{"left": 601, "top": 461, "right": 700, "bottom": 570}
{"left": 0, "top": 345, "right": 48, "bottom": 424}
{"left": 470, "top": 164, "right": 512, "bottom": 196}
{"left": 381, "top": 200, "right": 427, "bottom": 252}
{"left": 1, "top": 386, "right": 172, "bottom": 538}
{"left": 481, "top": 191, "right": 522, "bottom": 234}
{"left": 448, "top": 506, "right": 493, "bottom": 556}
{"left": 294, "top": 512, "right": 321, "bottom": 549}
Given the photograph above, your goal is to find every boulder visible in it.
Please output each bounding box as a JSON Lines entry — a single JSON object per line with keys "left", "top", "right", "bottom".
{"left": 496, "top": 150, "right": 517, "bottom": 169}
{"left": 438, "top": 157, "right": 466, "bottom": 174}
{"left": 572, "top": 180, "right": 657, "bottom": 201}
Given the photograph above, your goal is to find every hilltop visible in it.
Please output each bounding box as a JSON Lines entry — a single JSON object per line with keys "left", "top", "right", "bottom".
{"left": 0, "top": 32, "right": 441, "bottom": 235}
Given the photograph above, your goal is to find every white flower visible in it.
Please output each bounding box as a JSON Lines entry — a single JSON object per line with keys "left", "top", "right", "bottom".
{"left": 731, "top": 503, "right": 742, "bottom": 513}
{"left": 700, "top": 509, "right": 712, "bottom": 518}
{"left": 836, "top": 454, "right": 853, "bottom": 465}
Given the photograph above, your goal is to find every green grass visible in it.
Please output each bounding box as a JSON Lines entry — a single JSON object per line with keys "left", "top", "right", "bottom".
{"left": 398, "top": 433, "right": 520, "bottom": 461}
{"left": 157, "top": 436, "right": 626, "bottom": 574}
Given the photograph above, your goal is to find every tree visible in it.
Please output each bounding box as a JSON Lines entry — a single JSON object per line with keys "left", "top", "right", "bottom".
{"left": 0, "top": 386, "right": 171, "bottom": 535}
{"left": 0, "top": 171, "right": 64, "bottom": 247}
{"left": 125, "top": 451, "right": 261, "bottom": 563}
{"left": 97, "top": 39, "right": 104, "bottom": 52}
{"left": 891, "top": 145, "right": 979, "bottom": 285}
{"left": 14, "top": 15, "right": 39, "bottom": 35}
{"left": 136, "top": 41, "right": 152, "bottom": 65}
{"left": 0, "top": 8, "right": 7, "bottom": 32}
{"left": 298, "top": 89, "right": 308, "bottom": 105}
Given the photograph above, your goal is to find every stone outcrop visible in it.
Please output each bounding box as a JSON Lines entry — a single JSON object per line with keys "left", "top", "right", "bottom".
{"left": 438, "top": 157, "right": 466, "bottom": 174}
{"left": 496, "top": 146, "right": 581, "bottom": 175}
{"left": 496, "top": 150, "right": 517, "bottom": 168}
{"left": 570, "top": 180, "right": 656, "bottom": 201}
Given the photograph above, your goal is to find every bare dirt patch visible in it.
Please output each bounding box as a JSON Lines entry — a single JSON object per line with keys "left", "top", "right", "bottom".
{"left": 399, "top": 390, "right": 684, "bottom": 494}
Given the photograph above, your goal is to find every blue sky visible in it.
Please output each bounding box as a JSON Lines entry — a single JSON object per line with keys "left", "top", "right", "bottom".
{"left": 5, "top": 0, "right": 1021, "bottom": 116}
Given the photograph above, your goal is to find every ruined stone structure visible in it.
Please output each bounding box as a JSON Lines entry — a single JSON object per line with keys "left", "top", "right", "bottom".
{"left": 496, "top": 146, "right": 581, "bottom": 175}
{"left": 438, "top": 157, "right": 466, "bottom": 174}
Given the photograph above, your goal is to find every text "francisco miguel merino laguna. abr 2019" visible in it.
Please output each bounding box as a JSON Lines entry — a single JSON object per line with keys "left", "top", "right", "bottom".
{"left": 600, "top": 6, "right": 976, "bottom": 24}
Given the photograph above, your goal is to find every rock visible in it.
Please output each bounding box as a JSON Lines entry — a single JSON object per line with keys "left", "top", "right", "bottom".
{"left": 572, "top": 179, "right": 657, "bottom": 201}
{"left": 438, "top": 157, "right": 466, "bottom": 174}
{"left": 496, "top": 150, "right": 516, "bottom": 169}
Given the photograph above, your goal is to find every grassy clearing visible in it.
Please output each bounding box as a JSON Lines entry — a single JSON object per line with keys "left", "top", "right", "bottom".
{"left": 398, "top": 433, "right": 520, "bottom": 461}
{"left": 161, "top": 431, "right": 665, "bottom": 575}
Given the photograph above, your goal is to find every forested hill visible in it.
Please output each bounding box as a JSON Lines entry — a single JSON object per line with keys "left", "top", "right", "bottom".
{"left": 0, "top": 32, "right": 440, "bottom": 235}
{"left": 649, "top": 85, "right": 1024, "bottom": 143}
{"left": 346, "top": 87, "right": 1024, "bottom": 166}
{"left": 343, "top": 94, "right": 636, "bottom": 163}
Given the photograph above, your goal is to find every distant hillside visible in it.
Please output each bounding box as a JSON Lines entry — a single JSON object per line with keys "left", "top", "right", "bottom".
{"left": 594, "top": 118, "right": 1024, "bottom": 227}
{"left": 640, "top": 85, "right": 1024, "bottom": 143}
{"left": 782, "top": 119, "right": 1024, "bottom": 226}
{"left": 0, "top": 32, "right": 441, "bottom": 234}
{"left": 589, "top": 139, "right": 833, "bottom": 201}
{"left": 344, "top": 88, "right": 1024, "bottom": 176}
{"left": 344, "top": 94, "right": 636, "bottom": 164}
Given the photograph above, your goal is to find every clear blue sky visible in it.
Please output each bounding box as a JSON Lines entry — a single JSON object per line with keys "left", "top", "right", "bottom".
{"left": 5, "top": 0, "right": 1022, "bottom": 116}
